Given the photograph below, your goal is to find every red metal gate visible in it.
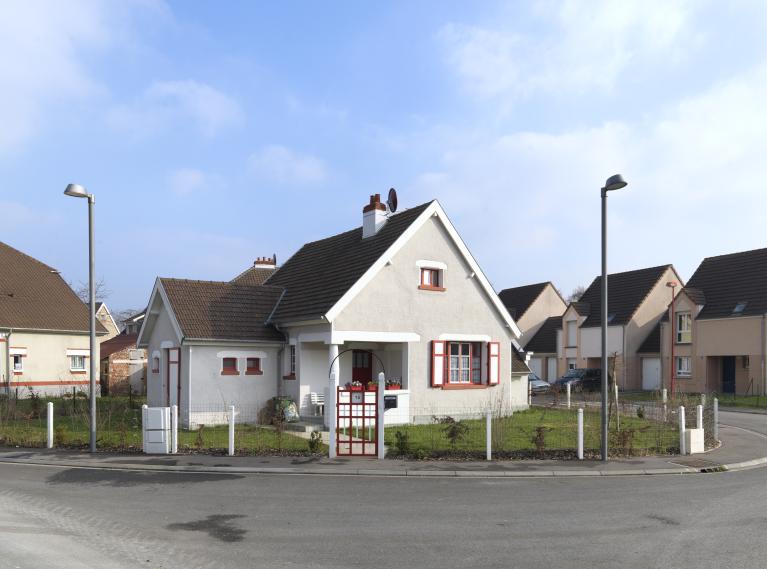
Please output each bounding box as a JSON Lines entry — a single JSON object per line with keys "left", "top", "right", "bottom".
{"left": 336, "top": 387, "right": 378, "bottom": 456}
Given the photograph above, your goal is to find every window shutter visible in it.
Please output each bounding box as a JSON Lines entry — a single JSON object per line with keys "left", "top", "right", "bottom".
{"left": 488, "top": 342, "right": 500, "bottom": 385}
{"left": 431, "top": 341, "right": 446, "bottom": 387}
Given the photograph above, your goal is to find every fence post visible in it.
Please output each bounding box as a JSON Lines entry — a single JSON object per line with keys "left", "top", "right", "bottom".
{"left": 679, "top": 405, "right": 686, "bottom": 455}
{"left": 47, "top": 401, "right": 53, "bottom": 449}
{"left": 328, "top": 372, "right": 337, "bottom": 459}
{"left": 228, "top": 405, "right": 235, "bottom": 457}
{"left": 377, "top": 372, "right": 385, "bottom": 460}
{"left": 700, "top": 393, "right": 706, "bottom": 408}
{"left": 713, "top": 398, "right": 719, "bottom": 441}
{"left": 141, "top": 404, "right": 148, "bottom": 454}
{"left": 485, "top": 408, "right": 492, "bottom": 461}
{"left": 696, "top": 404, "right": 703, "bottom": 431}
{"left": 566, "top": 383, "right": 571, "bottom": 409}
{"left": 577, "top": 408, "right": 584, "bottom": 460}
{"left": 662, "top": 388, "right": 667, "bottom": 404}
{"left": 171, "top": 404, "right": 178, "bottom": 454}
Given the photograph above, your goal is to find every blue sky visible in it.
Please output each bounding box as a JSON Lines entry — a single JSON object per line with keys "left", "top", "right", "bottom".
{"left": 2, "top": 1, "right": 766, "bottom": 313}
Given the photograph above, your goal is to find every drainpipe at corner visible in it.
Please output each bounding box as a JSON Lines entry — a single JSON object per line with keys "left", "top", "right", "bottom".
{"left": 762, "top": 314, "right": 766, "bottom": 396}
{"left": 3, "top": 328, "right": 11, "bottom": 396}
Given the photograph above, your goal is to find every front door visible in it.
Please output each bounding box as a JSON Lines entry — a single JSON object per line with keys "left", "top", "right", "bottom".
{"left": 352, "top": 350, "right": 373, "bottom": 385}
{"left": 722, "top": 356, "right": 736, "bottom": 394}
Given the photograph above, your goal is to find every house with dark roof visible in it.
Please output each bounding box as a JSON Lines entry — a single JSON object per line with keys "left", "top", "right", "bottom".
{"left": 137, "top": 194, "right": 526, "bottom": 432}
{"left": 660, "top": 247, "right": 767, "bottom": 396}
{"left": 557, "top": 264, "right": 682, "bottom": 390}
{"left": 0, "top": 241, "right": 108, "bottom": 396}
{"left": 498, "top": 281, "right": 566, "bottom": 345}
{"left": 524, "top": 316, "right": 562, "bottom": 382}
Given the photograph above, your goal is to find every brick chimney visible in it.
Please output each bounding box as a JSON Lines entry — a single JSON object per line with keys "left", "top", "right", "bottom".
{"left": 254, "top": 254, "right": 277, "bottom": 269}
{"left": 362, "top": 194, "right": 387, "bottom": 238}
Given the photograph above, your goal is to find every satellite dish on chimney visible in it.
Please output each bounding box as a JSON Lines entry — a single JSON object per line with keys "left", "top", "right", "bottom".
{"left": 387, "top": 187, "right": 398, "bottom": 213}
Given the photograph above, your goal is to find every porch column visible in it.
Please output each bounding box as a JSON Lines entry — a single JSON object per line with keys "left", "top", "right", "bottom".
{"left": 328, "top": 343, "right": 340, "bottom": 459}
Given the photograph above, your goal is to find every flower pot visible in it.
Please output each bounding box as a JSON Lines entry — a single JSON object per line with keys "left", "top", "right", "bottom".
{"left": 386, "top": 386, "right": 401, "bottom": 391}
{"left": 350, "top": 386, "right": 363, "bottom": 392}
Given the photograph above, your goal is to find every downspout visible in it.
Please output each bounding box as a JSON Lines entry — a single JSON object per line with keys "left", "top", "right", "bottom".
{"left": 4, "top": 329, "right": 11, "bottom": 396}
{"left": 762, "top": 314, "right": 766, "bottom": 397}
{"left": 266, "top": 289, "right": 288, "bottom": 398}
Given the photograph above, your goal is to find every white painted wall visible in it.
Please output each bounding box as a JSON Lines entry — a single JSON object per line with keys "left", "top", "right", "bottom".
{"left": 145, "top": 304, "right": 181, "bottom": 407}
{"left": 579, "top": 326, "right": 624, "bottom": 359}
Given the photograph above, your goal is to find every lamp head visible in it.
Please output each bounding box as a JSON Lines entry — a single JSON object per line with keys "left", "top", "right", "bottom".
{"left": 666, "top": 281, "right": 678, "bottom": 288}
{"left": 603, "top": 174, "right": 627, "bottom": 192}
{"left": 64, "top": 184, "right": 89, "bottom": 198}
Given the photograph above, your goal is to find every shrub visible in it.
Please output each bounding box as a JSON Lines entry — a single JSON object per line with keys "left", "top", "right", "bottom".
{"left": 393, "top": 430, "right": 410, "bottom": 455}
{"left": 636, "top": 406, "right": 645, "bottom": 419}
{"left": 308, "top": 431, "right": 323, "bottom": 453}
{"left": 531, "top": 426, "right": 548, "bottom": 458}
{"left": 195, "top": 425, "right": 206, "bottom": 449}
{"left": 435, "top": 416, "right": 470, "bottom": 449}
{"left": 53, "top": 424, "right": 67, "bottom": 446}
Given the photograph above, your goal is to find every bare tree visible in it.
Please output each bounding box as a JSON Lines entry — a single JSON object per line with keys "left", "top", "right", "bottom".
{"left": 71, "top": 278, "right": 111, "bottom": 303}
{"left": 567, "top": 285, "right": 586, "bottom": 303}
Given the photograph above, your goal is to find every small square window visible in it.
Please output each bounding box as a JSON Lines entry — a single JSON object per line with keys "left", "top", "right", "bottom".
{"left": 12, "top": 354, "right": 23, "bottom": 372}
{"left": 151, "top": 356, "right": 160, "bottom": 373}
{"left": 222, "top": 357, "right": 239, "bottom": 375}
{"left": 70, "top": 355, "right": 86, "bottom": 371}
{"left": 420, "top": 268, "right": 444, "bottom": 290}
{"left": 246, "top": 357, "right": 262, "bottom": 375}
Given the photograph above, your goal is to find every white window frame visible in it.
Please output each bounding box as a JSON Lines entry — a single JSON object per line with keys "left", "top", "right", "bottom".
{"left": 676, "top": 312, "right": 691, "bottom": 344}
{"left": 69, "top": 355, "right": 86, "bottom": 371}
{"left": 566, "top": 321, "right": 577, "bottom": 347}
{"left": 12, "top": 354, "right": 23, "bottom": 372}
{"left": 675, "top": 356, "right": 691, "bottom": 378}
{"left": 567, "top": 358, "right": 577, "bottom": 371}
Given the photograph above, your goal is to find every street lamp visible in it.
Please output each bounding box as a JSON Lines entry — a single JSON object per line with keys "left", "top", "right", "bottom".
{"left": 64, "top": 183, "right": 98, "bottom": 453}
{"left": 666, "top": 281, "right": 678, "bottom": 400}
{"left": 601, "top": 174, "right": 627, "bottom": 462}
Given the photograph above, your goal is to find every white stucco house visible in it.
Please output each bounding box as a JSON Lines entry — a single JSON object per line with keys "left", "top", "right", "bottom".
{"left": 137, "top": 194, "right": 528, "bottom": 428}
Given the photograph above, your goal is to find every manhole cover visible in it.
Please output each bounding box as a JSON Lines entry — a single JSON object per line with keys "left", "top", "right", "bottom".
{"left": 669, "top": 457, "right": 721, "bottom": 468}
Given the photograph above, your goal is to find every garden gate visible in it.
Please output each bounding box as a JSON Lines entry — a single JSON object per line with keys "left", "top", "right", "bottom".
{"left": 336, "top": 386, "right": 378, "bottom": 456}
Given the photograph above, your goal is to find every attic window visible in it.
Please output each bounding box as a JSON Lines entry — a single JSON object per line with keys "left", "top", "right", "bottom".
{"left": 607, "top": 313, "right": 616, "bottom": 324}
{"left": 419, "top": 268, "right": 445, "bottom": 291}
{"left": 733, "top": 301, "right": 748, "bottom": 315}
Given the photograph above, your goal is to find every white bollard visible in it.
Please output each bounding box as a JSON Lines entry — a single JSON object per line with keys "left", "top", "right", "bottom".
{"left": 141, "top": 404, "right": 148, "bottom": 454}
{"left": 662, "top": 388, "right": 668, "bottom": 404}
{"left": 328, "top": 373, "right": 337, "bottom": 459}
{"left": 228, "top": 405, "right": 235, "bottom": 457}
{"left": 679, "top": 406, "right": 686, "bottom": 455}
{"left": 577, "top": 408, "right": 584, "bottom": 460}
{"left": 566, "top": 383, "right": 571, "bottom": 409}
{"left": 697, "top": 404, "right": 703, "bottom": 430}
{"left": 714, "top": 398, "right": 719, "bottom": 441}
{"left": 171, "top": 404, "right": 178, "bottom": 454}
{"left": 377, "top": 372, "right": 385, "bottom": 460}
{"left": 47, "top": 402, "right": 53, "bottom": 449}
{"left": 486, "top": 409, "right": 492, "bottom": 461}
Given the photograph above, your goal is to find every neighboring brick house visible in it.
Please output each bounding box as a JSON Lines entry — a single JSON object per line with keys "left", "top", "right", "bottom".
{"left": 0, "top": 241, "right": 107, "bottom": 396}
{"left": 557, "top": 264, "right": 683, "bottom": 390}
{"left": 230, "top": 255, "right": 278, "bottom": 285}
{"left": 99, "top": 333, "right": 146, "bottom": 395}
{"left": 660, "top": 247, "right": 767, "bottom": 396}
{"left": 95, "top": 302, "right": 120, "bottom": 342}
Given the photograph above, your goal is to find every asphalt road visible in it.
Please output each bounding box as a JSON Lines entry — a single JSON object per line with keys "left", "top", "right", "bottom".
{"left": 0, "top": 411, "right": 765, "bottom": 569}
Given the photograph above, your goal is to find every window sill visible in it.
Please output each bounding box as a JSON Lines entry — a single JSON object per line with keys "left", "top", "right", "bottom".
{"left": 282, "top": 373, "right": 296, "bottom": 380}
{"left": 70, "top": 370, "right": 87, "bottom": 375}
{"left": 441, "top": 383, "right": 490, "bottom": 390}
{"left": 245, "top": 370, "right": 263, "bottom": 375}
{"left": 221, "top": 370, "right": 240, "bottom": 376}
{"left": 418, "top": 285, "right": 446, "bottom": 292}
{"left": 12, "top": 371, "right": 23, "bottom": 375}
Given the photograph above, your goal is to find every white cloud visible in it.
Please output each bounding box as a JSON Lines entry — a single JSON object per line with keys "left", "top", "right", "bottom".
{"left": 168, "top": 168, "right": 207, "bottom": 195}
{"left": 440, "top": 0, "right": 695, "bottom": 100}
{"left": 109, "top": 80, "right": 242, "bottom": 137}
{"left": 248, "top": 145, "right": 328, "bottom": 186}
{"left": 410, "top": 62, "right": 767, "bottom": 293}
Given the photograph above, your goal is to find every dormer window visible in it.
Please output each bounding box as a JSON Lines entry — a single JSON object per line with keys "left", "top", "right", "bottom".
{"left": 733, "top": 301, "right": 748, "bottom": 315}
{"left": 419, "top": 268, "right": 445, "bottom": 291}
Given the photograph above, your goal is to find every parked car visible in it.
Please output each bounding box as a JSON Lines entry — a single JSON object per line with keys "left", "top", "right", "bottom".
{"left": 528, "top": 374, "right": 551, "bottom": 395}
{"left": 554, "top": 368, "right": 609, "bottom": 392}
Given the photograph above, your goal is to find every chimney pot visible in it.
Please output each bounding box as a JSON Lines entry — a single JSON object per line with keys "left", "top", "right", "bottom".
{"left": 362, "top": 193, "right": 387, "bottom": 238}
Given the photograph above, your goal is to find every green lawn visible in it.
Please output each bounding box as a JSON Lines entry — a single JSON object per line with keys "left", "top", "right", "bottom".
{"left": 384, "top": 407, "right": 679, "bottom": 458}
{"left": 714, "top": 394, "right": 767, "bottom": 409}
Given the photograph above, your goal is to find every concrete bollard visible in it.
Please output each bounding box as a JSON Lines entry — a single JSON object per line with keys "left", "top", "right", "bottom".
{"left": 714, "top": 398, "right": 719, "bottom": 441}
{"left": 486, "top": 409, "right": 492, "bottom": 461}
{"left": 47, "top": 402, "right": 54, "bottom": 449}
{"left": 377, "top": 372, "right": 385, "bottom": 460}
{"left": 662, "top": 388, "right": 668, "bottom": 404}
{"left": 577, "top": 408, "right": 584, "bottom": 460}
{"left": 228, "top": 405, "right": 235, "bottom": 457}
{"left": 696, "top": 404, "right": 703, "bottom": 431}
{"left": 566, "top": 383, "right": 571, "bottom": 409}
{"left": 679, "top": 406, "right": 686, "bottom": 456}
{"left": 171, "top": 405, "right": 178, "bottom": 454}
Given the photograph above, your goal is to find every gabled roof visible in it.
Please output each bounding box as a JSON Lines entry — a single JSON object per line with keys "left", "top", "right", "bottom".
{"left": 682, "top": 247, "right": 767, "bottom": 320}
{"left": 231, "top": 266, "right": 277, "bottom": 286}
{"left": 100, "top": 333, "right": 139, "bottom": 360}
{"left": 0, "top": 241, "right": 107, "bottom": 333}
{"left": 524, "top": 316, "right": 561, "bottom": 354}
{"left": 498, "top": 282, "right": 561, "bottom": 320}
{"left": 511, "top": 346, "right": 531, "bottom": 373}
{"left": 159, "top": 279, "right": 285, "bottom": 342}
{"left": 265, "top": 202, "right": 432, "bottom": 323}
{"left": 637, "top": 321, "right": 661, "bottom": 354}
{"left": 578, "top": 265, "right": 675, "bottom": 328}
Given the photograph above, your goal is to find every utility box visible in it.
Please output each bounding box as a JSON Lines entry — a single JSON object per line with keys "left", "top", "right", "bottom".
{"left": 143, "top": 406, "right": 171, "bottom": 454}
{"left": 685, "top": 427, "right": 704, "bottom": 455}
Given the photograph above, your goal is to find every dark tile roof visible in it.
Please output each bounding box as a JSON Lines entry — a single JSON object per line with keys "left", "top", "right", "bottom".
{"left": 100, "top": 333, "right": 140, "bottom": 360}
{"left": 265, "top": 202, "right": 433, "bottom": 323}
{"left": 0, "top": 241, "right": 107, "bottom": 333}
{"left": 578, "top": 265, "right": 673, "bottom": 328}
{"left": 683, "top": 287, "right": 706, "bottom": 306}
{"left": 512, "top": 346, "right": 531, "bottom": 373}
{"left": 683, "top": 247, "right": 767, "bottom": 320}
{"left": 160, "top": 278, "right": 285, "bottom": 342}
{"left": 637, "top": 322, "right": 661, "bottom": 354}
{"left": 230, "top": 266, "right": 277, "bottom": 286}
{"left": 570, "top": 301, "right": 591, "bottom": 315}
{"left": 498, "top": 282, "right": 553, "bottom": 320}
{"left": 524, "top": 316, "right": 561, "bottom": 354}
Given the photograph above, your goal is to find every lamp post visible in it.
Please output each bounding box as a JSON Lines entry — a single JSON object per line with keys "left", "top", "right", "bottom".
{"left": 64, "top": 183, "right": 97, "bottom": 453}
{"left": 601, "top": 174, "right": 627, "bottom": 462}
{"left": 666, "top": 281, "right": 678, "bottom": 400}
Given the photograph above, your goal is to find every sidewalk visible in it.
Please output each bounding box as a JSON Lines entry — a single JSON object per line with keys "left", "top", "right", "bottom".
{"left": 0, "top": 424, "right": 765, "bottom": 478}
